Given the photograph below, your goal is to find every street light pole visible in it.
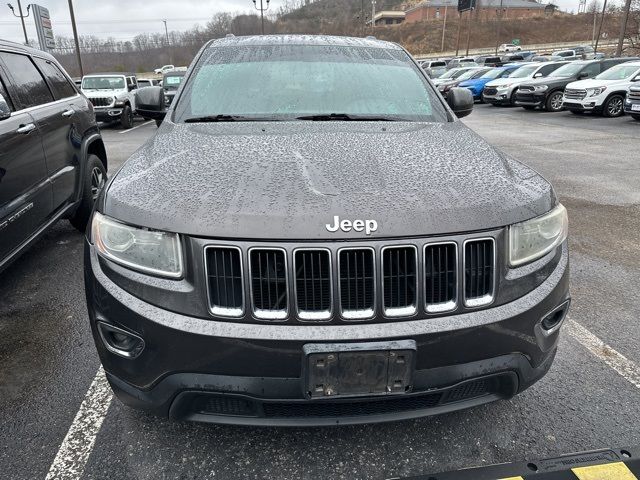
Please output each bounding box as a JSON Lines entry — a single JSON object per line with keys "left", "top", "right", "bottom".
{"left": 252, "top": 0, "right": 270, "bottom": 35}
{"left": 593, "top": 0, "right": 608, "bottom": 54}
{"left": 495, "top": 0, "right": 504, "bottom": 55}
{"left": 7, "top": 1, "right": 31, "bottom": 45}
{"left": 163, "top": 20, "right": 169, "bottom": 45}
{"left": 441, "top": 5, "right": 448, "bottom": 52}
{"left": 67, "top": 0, "right": 84, "bottom": 77}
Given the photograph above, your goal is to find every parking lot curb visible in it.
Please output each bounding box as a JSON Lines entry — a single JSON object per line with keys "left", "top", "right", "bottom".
{"left": 398, "top": 447, "right": 640, "bottom": 480}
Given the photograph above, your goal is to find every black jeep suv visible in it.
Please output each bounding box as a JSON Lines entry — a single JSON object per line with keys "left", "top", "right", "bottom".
{"left": 0, "top": 40, "right": 107, "bottom": 272}
{"left": 85, "top": 35, "right": 570, "bottom": 426}
{"left": 516, "top": 58, "right": 639, "bottom": 112}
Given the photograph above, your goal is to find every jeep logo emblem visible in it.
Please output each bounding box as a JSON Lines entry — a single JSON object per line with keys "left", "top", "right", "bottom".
{"left": 325, "top": 216, "right": 378, "bottom": 235}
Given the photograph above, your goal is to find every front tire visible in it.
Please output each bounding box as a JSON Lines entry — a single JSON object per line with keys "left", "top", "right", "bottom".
{"left": 69, "top": 155, "right": 107, "bottom": 232}
{"left": 603, "top": 94, "right": 625, "bottom": 117}
{"left": 120, "top": 104, "right": 134, "bottom": 129}
{"left": 545, "top": 91, "right": 564, "bottom": 112}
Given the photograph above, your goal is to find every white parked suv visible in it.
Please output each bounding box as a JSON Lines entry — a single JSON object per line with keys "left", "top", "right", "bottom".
{"left": 563, "top": 61, "right": 640, "bottom": 117}
{"left": 81, "top": 73, "right": 138, "bottom": 128}
{"left": 499, "top": 43, "right": 522, "bottom": 52}
{"left": 483, "top": 61, "right": 568, "bottom": 106}
{"left": 154, "top": 64, "right": 175, "bottom": 75}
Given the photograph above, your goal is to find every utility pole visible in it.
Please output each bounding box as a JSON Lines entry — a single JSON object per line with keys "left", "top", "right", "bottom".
{"left": 252, "top": 0, "right": 270, "bottom": 35}
{"left": 495, "top": 0, "right": 504, "bottom": 55}
{"left": 7, "top": 1, "right": 31, "bottom": 45}
{"left": 465, "top": 8, "right": 473, "bottom": 56}
{"left": 441, "top": 5, "right": 448, "bottom": 52}
{"left": 615, "top": 0, "right": 632, "bottom": 56}
{"left": 371, "top": 0, "right": 376, "bottom": 34}
{"left": 593, "top": 0, "right": 607, "bottom": 53}
{"left": 68, "top": 0, "right": 83, "bottom": 77}
{"left": 592, "top": 3, "right": 598, "bottom": 46}
{"left": 455, "top": 11, "right": 462, "bottom": 56}
{"left": 163, "top": 20, "right": 169, "bottom": 45}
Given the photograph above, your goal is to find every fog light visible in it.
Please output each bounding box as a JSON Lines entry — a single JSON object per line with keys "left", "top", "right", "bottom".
{"left": 541, "top": 300, "right": 571, "bottom": 331}
{"left": 97, "top": 321, "right": 145, "bottom": 358}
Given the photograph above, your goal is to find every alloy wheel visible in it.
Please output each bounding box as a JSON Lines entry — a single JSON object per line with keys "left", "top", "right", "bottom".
{"left": 550, "top": 93, "right": 563, "bottom": 111}
{"left": 607, "top": 97, "right": 623, "bottom": 116}
{"left": 91, "top": 167, "right": 105, "bottom": 201}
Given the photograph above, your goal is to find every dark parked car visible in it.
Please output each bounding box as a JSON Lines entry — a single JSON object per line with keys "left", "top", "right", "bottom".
{"left": 86, "top": 35, "right": 569, "bottom": 426}
{"left": 0, "top": 40, "right": 107, "bottom": 272}
{"left": 162, "top": 70, "right": 186, "bottom": 107}
{"left": 623, "top": 84, "right": 640, "bottom": 120}
{"left": 515, "top": 58, "right": 640, "bottom": 112}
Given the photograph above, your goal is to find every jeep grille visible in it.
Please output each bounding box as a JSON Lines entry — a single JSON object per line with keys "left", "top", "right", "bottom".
{"left": 90, "top": 97, "right": 114, "bottom": 107}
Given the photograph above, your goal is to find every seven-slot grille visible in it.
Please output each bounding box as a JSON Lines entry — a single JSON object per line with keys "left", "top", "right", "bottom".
{"left": 483, "top": 87, "right": 498, "bottom": 96}
{"left": 294, "top": 250, "right": 332, "bottom": 320}
{"left": 205, "top": 247, "right": 244, "bottom": 317}
{"left": 564, "top": 89, "right": 587, "bottom": 101}
{"left": 464, "top": 239, "right": 495, "bottom": 307}
{"left": 339, "top": 248, "right": 376, "bottom": 319}
{"left": 424, "top": 243, "right": 457, "bottom": 312}
{"left": 250, "top": 249, "right": 288, "bottom": 319}
{"left": 382, "top": 246, "right": 417, "bottom": 317}
{"left": 204, "top": 238, "right": 497, "bottom": 322}
{"left": 90, "top": 97, "right": 114, "bottom": 107}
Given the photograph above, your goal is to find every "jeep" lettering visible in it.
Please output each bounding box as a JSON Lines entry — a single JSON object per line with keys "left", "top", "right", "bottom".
{"left": 325, "top": 216, "right": 378, "bottom": 235}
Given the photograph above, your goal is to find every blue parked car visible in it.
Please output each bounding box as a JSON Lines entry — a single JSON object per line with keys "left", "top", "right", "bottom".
{"left": 458, "top": 64, "right": 521, "bottom": 101}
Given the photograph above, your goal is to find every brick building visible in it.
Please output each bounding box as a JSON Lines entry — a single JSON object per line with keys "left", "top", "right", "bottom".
{"left": 405, "top": 0, "right": 557, "bottom": 22}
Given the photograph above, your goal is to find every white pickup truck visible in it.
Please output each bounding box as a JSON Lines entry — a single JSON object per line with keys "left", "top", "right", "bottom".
{"left": 81, "top": 73, "right": 138, "bottom": 128}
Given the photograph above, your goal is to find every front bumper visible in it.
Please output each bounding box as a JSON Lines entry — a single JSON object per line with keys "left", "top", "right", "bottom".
{"left": 515, "top": 92, "right": 545, "bottom": 107}
{"left": 624, "top": 98, "right": 640, "bottom": 115}
{"left": 94, "top": 107, "right": 124, "bottom": 122}
{"left": 85, "top": 243, "right": 570, "bottom": 426}
{"left": 562, "top": 99, "right": 602, "bottom": 112}
{"left": 482, "top": 89, "right": 513, "bottom": 105}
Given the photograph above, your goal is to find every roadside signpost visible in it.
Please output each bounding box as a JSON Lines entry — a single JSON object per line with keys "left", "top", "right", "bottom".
{"left": 32, "top": 4, "right": 55, "bottom": 51}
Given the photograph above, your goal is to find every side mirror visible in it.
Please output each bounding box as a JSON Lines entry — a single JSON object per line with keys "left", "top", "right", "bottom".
{"left": 0, "top": 93, "right": 10, "bottom": 121}
{"left": 135, "top": 86, "right": 167, "bottom": 121}
{"left": 533, "top": 72, "right": 543, "bottom": 78}
{"left": 632, "top": 75, "right": 640, "bottom": 82}
{"left": 447, "top": 87, "right": 474, "bottom": 118}
{"left": 577, "top": 72, "right": 589, "bottom": 80}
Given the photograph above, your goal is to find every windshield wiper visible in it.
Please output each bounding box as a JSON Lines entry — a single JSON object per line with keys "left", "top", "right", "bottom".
{"left": 184, "top": 114, "right": 279, "bottom": 123}
{"left": 295, "top": 113, "right": 403, "bottom": 121}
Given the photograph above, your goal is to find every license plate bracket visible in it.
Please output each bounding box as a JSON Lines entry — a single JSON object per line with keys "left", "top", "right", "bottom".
{"left": 303, "top": 341, "right": 416, "bottom": 399}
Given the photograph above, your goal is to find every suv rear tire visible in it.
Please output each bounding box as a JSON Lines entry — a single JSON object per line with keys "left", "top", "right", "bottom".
{"left": 603, "top": 94, "right": 625, "bottom": 118}
{"left": 545, "top": 91, "right": 564, "bottom": 112}
{"left": 69, "top": 155, "right": 107, "bottom": 232}
{"left": 120, "top": 104, "right": 134, "bottom": 129}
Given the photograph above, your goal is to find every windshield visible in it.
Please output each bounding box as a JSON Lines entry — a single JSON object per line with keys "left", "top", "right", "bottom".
{"left": 549, "top": 62, "right": 587, "bottom": 77}
{"left": 596, "top": 64, "right": 640, "bottom": 80}
{"left": 508, "top": 65, "right": 538, "bottom": 78}
{"left": 173, "top": 44, "right": 449, "bottom": 123}
{"left": 481, "top": 68, "right": 507, "bottom": 79}
{"left": 456, "top": 69, "right": 484, "bottom": 81}
{"left": 81, "top": 76, "right": 125, "bottom": 90}
{"left": 163, "top": 75, "right": 184, "bottom": 88}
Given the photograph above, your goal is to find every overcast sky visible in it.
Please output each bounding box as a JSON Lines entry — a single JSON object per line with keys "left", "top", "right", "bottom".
{"left": 0, "top": 0, "right": 596, "bottom": 44}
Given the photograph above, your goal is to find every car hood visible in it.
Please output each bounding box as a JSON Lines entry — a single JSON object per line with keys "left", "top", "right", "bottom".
{"left": 458, "top": 78, "right": 487, "bottom": 87}
{"left": 103, "top": 121, "right": 555, "bottom": 240}
{"left": 520, "top": 76, "right": 574, "bottom": 87}
{"left": 83, "top": 89, "right": 124, "bottom": 97}
{"left": 486, "top": 77, "right": 530, "bottom": 87}
{"left": 566, "top": 78, "right": 629, "bottom": 89}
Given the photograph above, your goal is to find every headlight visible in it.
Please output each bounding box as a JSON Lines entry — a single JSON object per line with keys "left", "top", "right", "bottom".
{"left": 509, "top": 204, "right": 568, "bottom": 267}
{"left": 91, "top": 212, "right": 183, "bottom": 278}
{"left": 534, "top": 85, "right": 549, "bottom": 92}
{"left": 586, "top": 86, "right": 607, "bottom": 97}
{"left": 497, "top": 84, "right": 512, "bottom": 90}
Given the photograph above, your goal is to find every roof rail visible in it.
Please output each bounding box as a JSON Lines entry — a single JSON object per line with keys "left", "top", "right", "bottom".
{"left": 366, "top": 35, "right": 376, "bottom": 40}
{"left": 226, "top": 33, "right": 235, "bottom": 38}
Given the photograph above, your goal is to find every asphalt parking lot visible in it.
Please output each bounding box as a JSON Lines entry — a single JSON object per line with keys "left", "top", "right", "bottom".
{"left": 1, "top": 106, "right": 638, "bottom": 480}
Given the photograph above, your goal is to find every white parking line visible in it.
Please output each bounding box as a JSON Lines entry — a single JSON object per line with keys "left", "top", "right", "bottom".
{"left": 45, "top": 321, "right": 640, "bottom": 478}
{"left": 567, "top": 319, "right": 640, "bottom": 389}
{"left": 118, "top": 120, "right": 154, "bottom": 134}
{"left": 45, "top": 366, "right": 113, "bottom": 480}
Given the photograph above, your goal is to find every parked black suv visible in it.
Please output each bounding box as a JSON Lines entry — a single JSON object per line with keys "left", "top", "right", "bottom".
{"left": 86, "top": 35, "right": 569, "bottom": 426}
{"left": 623, "top": 84, "right": 640, "bottom": 120}
{"left": 0, "top": 40, "right": 107, "bottom": 272}
{"left": 515, "top": 58, "right": 640, "bottom": 112}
